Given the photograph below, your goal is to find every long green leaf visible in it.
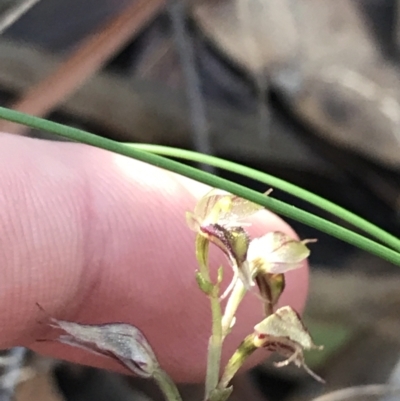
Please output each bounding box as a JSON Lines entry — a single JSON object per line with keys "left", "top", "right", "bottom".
{"left": 0, "top": 107, "right": 399, "bottom": 266}
{"left": 129, "top": 144, "right": 400, "bottom": 253}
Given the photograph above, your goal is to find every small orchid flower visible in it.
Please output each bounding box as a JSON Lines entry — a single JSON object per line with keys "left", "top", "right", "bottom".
{"left": 245, "top": 231, "right": 316, "bottom": 314}
{"left": 247, "top": 231, "right": 315, "bottom": 275}
{"left": 187, "top": 189, "right": 314, "bottom": 302}
{"left": 186, "top": 188, "right": 269, "bottom": 232}
{"left": 186, "top": 188, "right": 271, "bottom": 295}
{"left": 253, "top": 306, "right": 324, "bottom": 382}
{"left": 185, "top": 189, "right": 324, "bottom": 390}
{"left": 243, "top": 231, "right": 314, "bottom": 285}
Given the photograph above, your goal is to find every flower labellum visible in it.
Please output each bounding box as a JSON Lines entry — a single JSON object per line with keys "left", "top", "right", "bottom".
{"left": 253, "top": 306, "right": 324, "bottom": 382}
{"left": 38, "top": 307, "right": 159, "bottom": 378}
{"left": 200, "top": 224, "right": 252, "bottom": 293}
{"left": 255, "top": 273, "right": 285, "bottom": 316}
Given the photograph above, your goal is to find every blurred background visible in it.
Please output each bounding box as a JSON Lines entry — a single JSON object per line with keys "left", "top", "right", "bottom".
{"left": 1, "top": 0, "right": 400, "bottom": 400}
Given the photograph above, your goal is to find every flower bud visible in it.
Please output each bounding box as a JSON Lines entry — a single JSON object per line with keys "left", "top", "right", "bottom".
{"left": 43, "top": 314, "right": 159, "bottom": 378}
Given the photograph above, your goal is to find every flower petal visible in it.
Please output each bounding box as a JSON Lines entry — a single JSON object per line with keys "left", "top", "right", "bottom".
{"left": 185, "top": 211, "right": 200, "bottom": 232}
{"left": 193, "top": 188, "right": 268, "bottom": 227}
{"left": 247, "top": 232, "right": 313, "bottom": 274}
{"left": 254, "top": 306, "right": 320, "bottom": 351}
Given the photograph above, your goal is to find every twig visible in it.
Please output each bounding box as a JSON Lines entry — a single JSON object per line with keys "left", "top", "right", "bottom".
{"left": 0, "top": 0, "right": 163, "bottom": 134}
{"left": 0, "top": 39, "right": 329, "bottom": 170}
{"left": 167, "top": 0, "right": 215, "bottom": 173}
{"left": 0, "top": 0, "right": 41, "bottom": 35}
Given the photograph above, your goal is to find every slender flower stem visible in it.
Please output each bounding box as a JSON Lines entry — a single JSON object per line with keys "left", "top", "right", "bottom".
{"left": 221, "top": 280, "right": 246, "bottom": 338}
{"left": 218, "top": 335, "right": 257, "bottom": 390}
{"left": 0, "top": 108, "right": 399, "bottom": 265}
{"left": 194, "top": 235, "right": 223, "bottom": 398}
{"left": 153, "top": 368, "right": 183, "bottom": 401}
{"left": 206, "top": 294, "right": 223, "bottom": 398}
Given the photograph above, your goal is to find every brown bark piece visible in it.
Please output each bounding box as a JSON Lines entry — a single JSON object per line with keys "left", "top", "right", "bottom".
{"left": 193, "top": 0, "right": 400, "bottom": 168}
{"left": 16, "top": 373, "right": 64, "bottom": 401}
{"left": 0, "top": 0, "right": 163, "bottom": 135}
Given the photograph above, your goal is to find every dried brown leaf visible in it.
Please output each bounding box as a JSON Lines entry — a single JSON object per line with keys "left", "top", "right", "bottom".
{"left": 37, "top": 307, "right": 159, "bottom": 379}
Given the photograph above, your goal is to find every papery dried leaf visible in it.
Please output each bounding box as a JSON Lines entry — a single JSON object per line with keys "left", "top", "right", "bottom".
{"left": 248, "top": 232, "right": 314, "bottom": 274}
{"left": 43, "top": 316, "right": 158, "bottom": 378}
{"left": 255, "top": 273, "right": 285, "bottom": 316}
{"left": 191, "top": 188, "right": 270, "bottom": 228}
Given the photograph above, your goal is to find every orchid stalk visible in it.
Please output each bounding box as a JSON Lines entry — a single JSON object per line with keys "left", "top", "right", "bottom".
{"left": 2, "top": 79, "right": 397, "bottom": 400}
{"left": 195, "top": 234, "right": 224, "bottom": 398}
{"left": 37, "top": 187, "right": 323, "bottom": 401}
{"left": 186, "top": 188, "right": 323, "bottom": 400}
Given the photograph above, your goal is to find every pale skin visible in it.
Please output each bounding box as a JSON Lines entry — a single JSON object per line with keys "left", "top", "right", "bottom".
{"left": 0, "top": 133, "right": 308, "bottom": 383}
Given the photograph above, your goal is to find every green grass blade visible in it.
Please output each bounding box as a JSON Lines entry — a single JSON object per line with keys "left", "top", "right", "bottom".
{"left": 129, "top": 144, "right": 400, "bottom": 253}
{"left": 0, "top": 106, "right": 399, "bottom": 266}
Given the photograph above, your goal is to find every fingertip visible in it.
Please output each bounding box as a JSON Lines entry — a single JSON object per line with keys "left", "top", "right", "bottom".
{"left": 0, "top": 134, "right": 309, "bottom": 384}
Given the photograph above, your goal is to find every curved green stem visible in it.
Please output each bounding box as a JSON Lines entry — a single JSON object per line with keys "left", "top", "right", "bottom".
{"left": 206, "top": 294, "right": 223, "bottom": 398}
{"left": 195, "top": 236, "right": 223, "bottom": 397}
{"left": 129, "top": 144, "right": 400, "bottom": 253}
{"left": 153, "top": 368, "right": 183, "bottom": 401}
{"left": 0, "top": 107, "right": 399, "bottom": 266}
{"left": 218, "top": 335, "right": 257, "bottom": 390}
